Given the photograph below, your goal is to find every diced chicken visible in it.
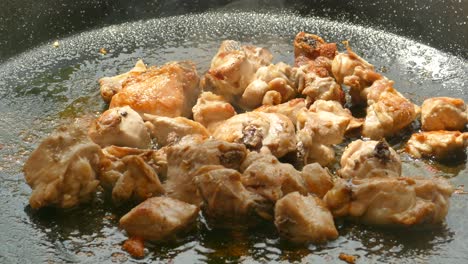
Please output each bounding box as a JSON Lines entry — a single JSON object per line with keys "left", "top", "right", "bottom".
{"left": 99, "top": 60, "right": 147, "bottom": 102}
{"left": 88, "top": 106, "right": 151, "bottom": 149}
{"left": 110, "top": 61, "right": 200, "bottom": 118}
{"left": 143, "top": 114, "right": 210, "bottom": 147}
{"left": 275, "top": 192, "right": 338, "bottom": 244}
{"left": 309, "top": 99, "right": 363, "bottom": 132}
{"left": 339, "top": 140, "right": 401, "bottom": 179}
{"left": 164, "top": 139, "right": 247, "bottom": 206}
{"left": 323, "top": 177, "right": 454, "bottom": 226}
{"left": 212, "top": 112, "right": 296, "bottom": 158}
{"left": 254, "top": 98, "right": 306, "bottom": 125}
{"left": 421, "top": 97, "right": 467, "bottom": 131}
{"left": 192, "top": 91, "right": 236, "bottom": 132}
{"left": 23, "top": 121, "right": 102, "bottom": 209}
{"left": 296, "top": 129, "right": 335, "bottom": 167}
{"left": 301, "top": 163, "right": 334, "bottom": 198}
{"left": 406, "top": 131, "right": 468, "bottom": 160}
{"left": 120, "top": 197, "right": 199, "bottom": 241}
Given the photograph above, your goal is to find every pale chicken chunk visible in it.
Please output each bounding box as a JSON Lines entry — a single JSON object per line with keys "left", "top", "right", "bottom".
{"left": 192, "top": 91, "right": 236, "bottom": 132}
{"left": 301, "top": 163, "right": 334, "bottom": 198}
{"left": 24, "top": 121, "right": 102, "bottom": 209}
{"left": 88, "top": 106, "right": 151, "bottom": 149}
{"left": 254, "top": 98, "right": 306, "bottom": 125}
{"left": 323, "top": 177, "right": 453, "bottom": 226}
{"left": 406, "top": 131, "right": 468, "bottom": 160}
{"left": 275, "top": 192, "right": 338, "bottom": 244}
{"left": 421, "top": 97, "right": 467, "bottom": 131}
{"left": 143, "top": 114, "right": 209, "bottom": 147}
{"left": 120, "top": 197, "right": 199, "bottom": 241}
{"left": 212, "top": 112, "right": 296, "bottom": 158}
{"left": 309, "top": 99, "right": 363, "bottom": 132}
{"left": 99, "top": 60, "right": 147, "bottom": 102}
{"left": 339, "top": 140, "right": 401, "bottom": 179}
{"left": 164, "top": 139, "right": 247, "bottom": 206}
{"left": 296, "top": 129, "right": 335, "bottom": 167}
{"left": 110, "top": 61, "right": 200, "bottom": 117}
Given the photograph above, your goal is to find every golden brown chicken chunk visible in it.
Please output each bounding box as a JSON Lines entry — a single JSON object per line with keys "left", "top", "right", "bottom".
{"left": 275, "top": 192, "right": 338, "bottom": 244}
{"left": 339, "top": 140, "right": 401, "bottom": 179}
{"left": 110, "top": 61, "right": 200, "bottom": 117}
{"left": 323, "top": 177, "right": 453, "bottom": 226}
{"left": 308, "top": 99, "right": 363, "bottom": 132}
{"left": 406, "top": 131, "right": 468, "bottom": 160}
{"left": 254, "top": 98, "right": 306, "bottom": 125}
{"left": 212, "top": 112, "right": 296, "bottom": 158}
{"left": 120, "top": 197, "right": 199, "bottom": 241}
{"left": 99, "top": 60, "right": 147, "bottom": 102}
{"left": 301, "top": 163, "right": 334, "bottom": 198}
{"left": 24, "top": 121, "right": 102, "bottom": 209}
{"left": 421, "top": 97, "right": 467, "bottom": 131}
{"left": 192, "top": 91, "right": 236, "bottom": 132}
{"left": 88, "top": 106, "right": 151, "bottom": 149}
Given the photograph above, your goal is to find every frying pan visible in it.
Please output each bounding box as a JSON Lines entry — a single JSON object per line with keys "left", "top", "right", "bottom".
{"left": 0, "top": 0, "right": 467, "bottom": 263}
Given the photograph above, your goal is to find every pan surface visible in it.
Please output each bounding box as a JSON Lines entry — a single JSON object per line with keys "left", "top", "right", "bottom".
{"left": 0, "top": 10, "right": 467, "bottom": 263}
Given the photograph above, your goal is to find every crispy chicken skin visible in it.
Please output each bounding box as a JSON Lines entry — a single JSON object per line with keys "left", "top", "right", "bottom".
{"left": 88, "top": 106, "right": 151, "bottom": 149}
{"left": 99, "top": 60, "right": 147, "bottom": 103}
{"left": 421, "top": 97, "right": 467, "bottom": 131}
{"left": 110, "top": 61, "right": 200, "bottom": 117}
{"left": 339, "top": 140, "right": 401, "bottom": 179}
{"left": 192, "top": 91, "right": 236, "bottom": 132}
{"left": 406, "top": 131, "right": 468, "bottom": 160}
{"left": 301, "top": 163, "right": 334, "bottom": 198}
{"left": 275, "top": 192, "right": 338, "bottom": 244}
{"left": 212, "top": 112, "right": 296, "bottom": 158}
{"left": 24, "top": 121, "right": 102, "bottom": 209}
{"left": 323, "top": 177, "right": 453, "bottom": 226}
{"left": 120, "top": 197, "right": 199, "bottom": 241}
{"left": 254, "top": 98, "right": 306, "bottom": 125}
{"left": 143, "top": 114, "right": 209, "bottom": 147}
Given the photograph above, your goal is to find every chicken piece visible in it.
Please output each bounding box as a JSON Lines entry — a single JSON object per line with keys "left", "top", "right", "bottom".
{"left": 362, "top": 79, "right": 419, "bottom": 139}
{"left": 309, "top": 99, "right": 363, "bottom": 132}
{"left": 421, "top": 97, "right": 467, "bottom": 131}
{"left": 120, "top": 197, "right": 199, "bottom": 241}
{"left": 254, "top": 98, "right": 306, "bottom": 125}
{"left": 275, "top": 192, "right": 338, "bottom": 244}
{"left": 296, "top": 129, "right": 335, "bottom": 167}
{"left": 339, "top": 140, "right": 401, "bottom": 179}
{"left": 164, "top": 139, "right": 247, "bottom": 205}
{"left": 99, "top": 146, "right": 166, "bottom": 204}
{"left": 406, "top": 131, "right": 468, "bottom": 160}
{"left": 99, "top": 60, "right": 147, "bottom": 102}
{"left": 196, "top": 166, "right": 270, "bottom": 225}
{"left": 192, "top": 91, "right": 236, "bottom": 132}
{"left": 202, "top": 40, "right": 272, "bottom": 101}
{"left": 239, "top": 62, "right": 297, "bottom": 110}
{"left": 143, "top": 114, "right": 209, "bottom": 147}
{"left": 122, "top": 237, "right": 145, "bottom": 258}
{"left": 301, "top": 163, "right": 334, "bottom": 198}
{"left": 212, "top": 112, "right": 296, "bottom": 158}
{"left": 24, "top": 121, "right": 102, "bottom": 209}
{"left": 239, "top": 152, "right": 307, "bottom": 203}
{"left": 110, "top": 61, "right": 200, "bottom": 117}
{"left": 323, "top": 177, "right": 454, "bottom": 226}
{"left": 88, "top": 106, "right": 151, "bottom": 149}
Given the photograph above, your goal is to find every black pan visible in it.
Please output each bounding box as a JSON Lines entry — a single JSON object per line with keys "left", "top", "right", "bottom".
{"left": 0, "top": 0, "right": 467, "bottom": 263}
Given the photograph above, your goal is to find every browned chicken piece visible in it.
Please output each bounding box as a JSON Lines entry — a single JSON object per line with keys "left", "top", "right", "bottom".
{"left": 196, "top": 165, "right": 270, "bottom": 225}
{"left": 309, "top": 99, "right": 363, "bottom": 132}
{"left": 110, "top": 61, "right": 200, "bottom": 117}
{"left": 339, "top": 140, "right": 401, "bottom": 179}
{"left": 331, "top": 47, "right": 382, "bottom": 105}
{"left": 88, "top": 106, "right": 151, "bottom": 149}
{"left": 275, "top": 192, "right": 339, "bottom": 244}
{"left": 192, "top": 91, "right": 236, "bottom": 132}
{"left": 202, "top": 40, "right": 272, "bottom": 102}
{"left": 406, "top": 131, "right": 468, "bottom": 160}
{"left": 362, "top": 79, "right": 420, "bottom": 139}
{"left": 164, "top": 139, "right": 247, "bottom": 206}
{"left": 323, "top": 176, "right": 453, "bottom": 226}
{"left": 120, "top": 197, "right": 199, "bottom": 241}
{"left": 421, "top": 97, "right": 467, "bottom": 131}
{"left": 239, "top": 152, "right": 307, "bottom": 203}
{"left": 99, "top": 60, "right": 147, "bottom": 103}
{"left": 24, "top": 121, "right": 102, "bottom": 209}
{"left": 212, "top": 112, "right": 296, "bottom": 158}
{"left": 99, "top": 146, "right": 166, "bottom": 204}
{"left": 301, "top": 163, "right": 334, "bottom": 198}
{"left": 254, "top": 98, "right": 306, "bottom": 125}
{"left": 143, "top": 114, "right": 210, "bottom": 147}
{"left": 293, "top": 32, "right": 345, "bottom": 106}
{"left": 239, "top": 62, "right": 297, "bottom": 110}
